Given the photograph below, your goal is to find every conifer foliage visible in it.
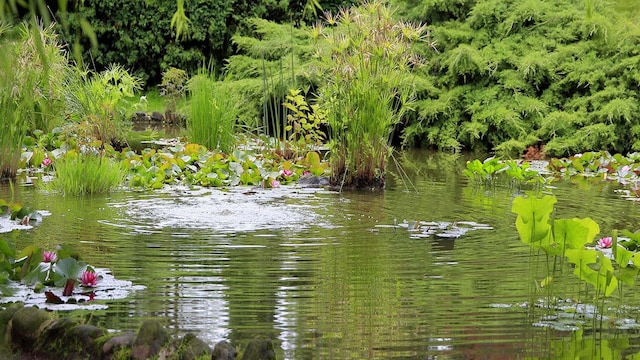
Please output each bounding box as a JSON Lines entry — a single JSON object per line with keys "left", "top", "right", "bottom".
{"left": 396, "top": 0, "right": 640, "bottom": 157}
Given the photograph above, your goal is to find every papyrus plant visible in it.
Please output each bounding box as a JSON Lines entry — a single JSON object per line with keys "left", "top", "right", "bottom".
{"left": 315, "top": 0, "right": 431, "bottom": 189}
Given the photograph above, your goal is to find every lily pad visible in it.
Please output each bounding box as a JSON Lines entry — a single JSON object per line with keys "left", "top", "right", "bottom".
{"left": 0, "top": 267, "right": 145, "bottom": 311}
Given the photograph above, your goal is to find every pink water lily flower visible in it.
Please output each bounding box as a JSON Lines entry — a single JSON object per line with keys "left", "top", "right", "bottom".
{"left": 80, "top": 270, "right": 99, "bottom": 287}
{"left": 42, "top": 157, "right": 52, "bottom": 167}
{"left": 282, "top": 169, "right": 293, "bottom": 177}
{"left": 597, "top": 237, "right": 613, "bottom": 249}
{"left": 42, "top": 251, "right": 57, "bottom": 263}
{"left": 271, "top": 179, "right": 281, "bottom": 188}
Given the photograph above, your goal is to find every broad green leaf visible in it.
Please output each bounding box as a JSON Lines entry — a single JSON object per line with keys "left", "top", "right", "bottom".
{"left": 554, "top": 218, "right": 600, "bottom": 251}
{"left": 54, "top": 258, "right": 86, "bottom": 287}
{"left": 566, "top": 248, "right": 598, "bottom": 289}
{"left": 599, "top": 255, "right": 618, "bottom": 297}
{"left": 0, "top": 240, "right": 15, "bottom": 258}
{"left": 615, "top": 245, "right": 635, "bottom": 268}
{"left": 512, "top": 195, "right": 556, "bottom": 247}
{"left": 616, "top": 266, "right": 639, "bottom": 286}
{"left": 23, "top": 263, "right": 49, "bottom": 285}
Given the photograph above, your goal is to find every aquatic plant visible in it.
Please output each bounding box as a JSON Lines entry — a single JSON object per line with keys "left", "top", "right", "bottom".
{"left": 80, "top": 270, "right": 99, "bottom": 287}
{"left": 42, "top": 251, "right": 57, "bottom": 263}
{"left": 187, "top": 71, "right": 239, "bottom": 153}
{"left": 282, "top": 88, "right": 327, "bottom": 157}
{"left": 47, "top": 151, "right": 125, "bottom": 196}
{"left": 64, "top": 64, "right": 143, "bottom": 149}
{"left": 597, "top": 237, "right": 613, "bottom": 249}
{"left": 464, "top": 157, "right": 546, "bottom": 187}
{"left": 512, "top": 193, "right": 640, "bottom": 323}
{"left": 122, "top": 142, "right": 328, "bottom": 190}
{"left": 316, "top": 0, "right": 430, "bottom": 189}
{"left": 0, "top": 22, "right": 69, "bottom": 179}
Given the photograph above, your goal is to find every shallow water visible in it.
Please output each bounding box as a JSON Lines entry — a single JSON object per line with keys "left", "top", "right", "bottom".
{"left": 3, "top": 150, "right": 640, "bottom": 359}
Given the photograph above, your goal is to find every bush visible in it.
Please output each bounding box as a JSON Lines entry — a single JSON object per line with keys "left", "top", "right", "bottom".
{"left": 395, "top": 0, "right": 640, "bottom": 157}
{"left": 52, "top": 0, "right": 358, "bottom": 86}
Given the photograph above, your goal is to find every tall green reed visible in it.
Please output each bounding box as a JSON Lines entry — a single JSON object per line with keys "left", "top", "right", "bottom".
{"left": 315, "top": 0, "right": 429, "bottom": 189}
{"left": 47, "top": 152, "right": 125, "bottom": 196}
{"left": 0, "top": 21, "right": 69, "bottom": 179}
{"left": 187, "top": 71, "right": 239, "bottom": 153}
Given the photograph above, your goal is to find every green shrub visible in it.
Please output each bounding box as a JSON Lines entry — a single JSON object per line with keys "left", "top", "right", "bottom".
{"left": 396, "top": 0, "right": 640, "bottom": 157}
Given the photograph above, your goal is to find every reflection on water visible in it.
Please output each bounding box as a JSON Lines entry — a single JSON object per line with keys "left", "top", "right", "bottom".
{"left": 3, "top": 151, "right": 640, "bottom": 359}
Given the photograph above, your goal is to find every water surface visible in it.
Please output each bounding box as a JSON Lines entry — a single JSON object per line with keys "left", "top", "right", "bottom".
{"left": 3, "top": 151, "right": 640, "bottom": 359}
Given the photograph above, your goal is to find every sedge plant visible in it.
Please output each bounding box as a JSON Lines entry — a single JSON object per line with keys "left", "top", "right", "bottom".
{"left": 47, "top": 151, "right": 125, "bottom": 196}
{"left": 187, "top": 71, "right": 239, "bottom": 153}
{"left": 315, "top": 0, "right": 430, "bottom": 189}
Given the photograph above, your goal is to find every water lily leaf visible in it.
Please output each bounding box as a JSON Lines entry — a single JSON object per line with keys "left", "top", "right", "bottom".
{"left": 554, "top": 218, "right": 599, "bottom": 252}
{"left": 512, "top": 195, "right": 556, "bottom": 248}
{"left": 615, "top": 245, "right": 635, "bottom": 269}
{"left": 54, "top": 258, "right": 86, "bottom": 287}
{"left": 616, "top": 266, "right": 639, "bottom": 286}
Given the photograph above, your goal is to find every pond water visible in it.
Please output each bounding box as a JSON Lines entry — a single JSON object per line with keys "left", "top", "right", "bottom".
{"left": 3, "top": 150, "right": 640, "bottom": 359}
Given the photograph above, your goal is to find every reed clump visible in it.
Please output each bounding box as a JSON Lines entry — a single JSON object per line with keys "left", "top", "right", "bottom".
{"left": 48, "top": 152, "right": 125, "bottom": 196}
{"left": 187, "top": 72, "right": 239, "bottom": 153}
{"left": 0, "top": 22, "right": 69, "bottom": 179}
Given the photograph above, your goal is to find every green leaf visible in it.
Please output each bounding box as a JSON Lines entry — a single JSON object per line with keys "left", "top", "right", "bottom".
{"left": 615, "top": 245, "right": 635, "bottom": 268}
{"left": 565, "top": 248, "right": 599, "bottom": 288}
{"left": 53, "top": 258, "right": 86, "bottom": 287}
{"left": 616, "top": 266, "right": 639, "bottom": 286}
{"left": 0, "top": 240, "right": 15, "bottom": 258}
{"left": 512, "top": 195, "right": 556, "bottom": 248}
{"left": 554, "top": 218, "right": 600, "bottom": 252}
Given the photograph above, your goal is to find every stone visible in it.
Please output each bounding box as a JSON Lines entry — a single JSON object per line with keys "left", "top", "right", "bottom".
{"left": 297, "top": 174, "right": 330, "bottom": 188}
{"left": 212, "top": 340, "right": 236, "bottom": 360}
{"left": 241, "top": 337, "right": 276, "bottom": 360}
{"left": 151, "top": 111, "right": 165, "bottom": 122}
{"left": 9, "top": 306, "right": 51, "bottom": 349}
{"left": 102, "top": 331, "right": 137, "bottom": 356}
{"left": 35, "top": 318, "right": 75, "bottom": 353}
{"left": 171, "top": 334, "right": 211, "bottom": 360}
{"left": 132, "top": 320, "right": 169, "bottom": 360}
{"left": 0, "top": 304, "right": 23, "bottom": 350}
{"left": 69, "top": 324, "right": 105, "bottom": 353}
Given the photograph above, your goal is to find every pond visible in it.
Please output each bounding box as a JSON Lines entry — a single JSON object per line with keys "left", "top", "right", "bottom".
{"left": 3, "top": 150, "right": 640, "bottom": 359}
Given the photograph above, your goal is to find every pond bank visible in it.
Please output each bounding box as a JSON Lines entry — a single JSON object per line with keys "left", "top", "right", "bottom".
{"left": 0, "top": 303, "right": 275, "bottom": 360}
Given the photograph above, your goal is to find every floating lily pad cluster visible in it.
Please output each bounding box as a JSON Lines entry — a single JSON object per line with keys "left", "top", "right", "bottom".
{"left": 397, "top": 220, "right": 493, "bottom": 239}
{"left": 463, "top": 157, "right": 548, "bottom": 187}
{"left": 120, "top": 143, "right": 328, "bottom": 190}
{"left": 465, "top": 151, "right": 640, "bottom": 200}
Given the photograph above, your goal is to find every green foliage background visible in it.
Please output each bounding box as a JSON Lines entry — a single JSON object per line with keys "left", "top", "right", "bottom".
{"left": 54, "top": 0, "right": 357, "bottom": 85}
{"left": 394, "top": 0, "right": 640, "bottom": 157}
